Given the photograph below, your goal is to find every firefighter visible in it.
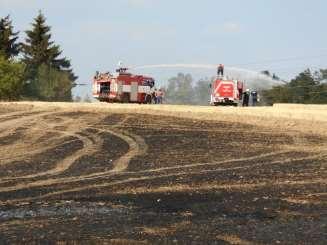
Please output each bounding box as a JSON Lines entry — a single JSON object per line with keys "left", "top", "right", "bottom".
{"left": 251, "top": 91, "right": 258, "bottom": 106}
{"left": 242, "top": 89, "right": 250, "bottom": 107}
{"left": 157, "top": 89, "right": 164, "bottom": 104}
{"left": 94, "top": 71, "right": 100, "bottom": 79}
{"left": 152, "top": 89, "right": 158, "bottom": 104}
{"left": 145, "top": 89, "right": 152, "bottom": 104}
{"left": 217, "top": 64, "right": 224, "bottom": 76}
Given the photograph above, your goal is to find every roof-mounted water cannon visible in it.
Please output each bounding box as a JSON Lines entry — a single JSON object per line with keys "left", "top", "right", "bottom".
{"left": 115, "top": 61, "right": 130, "bottom": 74}
{"left": 116, "top": 67, "right": 129, "bottom": 74}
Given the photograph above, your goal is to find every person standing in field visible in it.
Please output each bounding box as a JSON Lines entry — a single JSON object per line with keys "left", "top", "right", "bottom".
{"left": 242, "top": 89, "right": 250, "bottom": 107}
{"left": 145, "top": 88, "right": 152, "bottom": 104}
{"left": 152, "top": 89, "right": 158, "bottom": 104}
{"left": 156, "top": 89, "right": 164, "bottom": 104}
{"left": 251, "top": 91, "right": 258, "bottom": 106}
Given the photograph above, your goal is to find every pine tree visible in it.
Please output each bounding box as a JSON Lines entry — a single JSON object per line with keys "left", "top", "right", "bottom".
{"left": 22, "top": 11, "right": 77, "bottom": 80}
{"left": 0, "top": 15, "right": 20, "bottom": 59}
{"left": 289, "top": 69, "right": 317, "bottom": 103}
{"left": 21, "top": 11, "right": 77, "bottom": 100}
{"left": 262, "top": 69, "right": 327, "bottom": 105}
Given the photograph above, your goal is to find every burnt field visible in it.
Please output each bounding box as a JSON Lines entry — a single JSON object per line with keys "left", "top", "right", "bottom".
{"left": 0, "top": 103, "right": 326, "bottom": 244}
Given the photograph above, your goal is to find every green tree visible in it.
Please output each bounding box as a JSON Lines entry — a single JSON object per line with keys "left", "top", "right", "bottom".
{"left": 166, "top": 73, "right": 194, "bottom": 104}
{"left": 0, "top": 15, "right": 20, "bottom": 59}
{"left": 34, "top": 64, "right": 73, "bottom": 101}
{"left": 319, "top": 69, "right": 327, "bottom": 80}
{"left": 261, "top": 85, "right": 292, "bottom": 105}
{"left": 21, "top": 11, "right": 76, "bottom": 100}
{"left": 262, "top": 69, "right": 327, "bottom": 105}
{"left": 0, "top": 55, "right": 25, "bottom": 100}
{"left": 288, "top": 69, "right": 317, "bottom": 103}
{"left": 194, "top": 78, "right": 211, "bottom": 105}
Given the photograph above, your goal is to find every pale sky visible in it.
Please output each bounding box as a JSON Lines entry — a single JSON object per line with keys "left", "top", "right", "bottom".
{"left": 1, "top": 0, "right": 327, "bottom": 98}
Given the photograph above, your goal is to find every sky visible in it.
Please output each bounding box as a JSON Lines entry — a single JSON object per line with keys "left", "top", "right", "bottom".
{"left": 1, "top": 0, "right": 327, "bottom": 98}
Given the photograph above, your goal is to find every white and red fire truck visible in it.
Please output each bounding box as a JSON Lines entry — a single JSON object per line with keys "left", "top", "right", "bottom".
{"left": 210, "top": 77, "right": 245, "bottom": 106}
{"left": 92, "top": 68, "right": 155, "bottom": 103}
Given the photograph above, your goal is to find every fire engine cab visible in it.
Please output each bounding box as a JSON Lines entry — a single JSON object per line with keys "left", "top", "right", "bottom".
{"left": 210, "top": 76, "right": 245, "bottom": 106}
{"left": 92, "top": 67, "right": 155, "bottom": 103}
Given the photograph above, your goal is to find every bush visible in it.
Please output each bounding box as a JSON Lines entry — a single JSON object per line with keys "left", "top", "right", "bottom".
{"left": 0, "top": 55, "right": 25, "bottom": 101}
{"left": 32, "top": 64, "right": 73, "bottom": 101}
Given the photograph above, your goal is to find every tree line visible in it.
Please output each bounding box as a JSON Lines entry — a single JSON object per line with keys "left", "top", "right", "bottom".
{"left": 164, "top": 69, "right": 327, "bottom": 105}
{"left": 164, "top": 73, "right": 212, "bottom": 105}
{"left": 0, "top": 12, "right": 77, "bottom": 101}
{"left": 262, "top": 69, "right": 327, "bottom": 105}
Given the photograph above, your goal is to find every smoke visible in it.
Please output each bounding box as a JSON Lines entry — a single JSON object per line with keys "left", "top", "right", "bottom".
{"left": 133, "top": 63, "right": 285, "bottom": 90}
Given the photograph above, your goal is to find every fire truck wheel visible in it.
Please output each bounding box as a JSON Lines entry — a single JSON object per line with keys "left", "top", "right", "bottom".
{"left": 145, "top": 94, "right": 152, "bottom": 104}
{"left": 122, "top": 93, "right": 130, "bottom": 103}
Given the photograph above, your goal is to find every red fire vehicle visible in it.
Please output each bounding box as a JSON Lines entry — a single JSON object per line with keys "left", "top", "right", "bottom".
{"left": 210, "top": 77, "right": 245, "bottom": 106}
{"left": 92, "top": 68, "right": 155, "bottom": 103}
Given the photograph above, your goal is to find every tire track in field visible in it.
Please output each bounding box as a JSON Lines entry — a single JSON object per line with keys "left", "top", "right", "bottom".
{"left": 2, "top": 112, "right": 326, "bottom": 204}
{"left": 0, "top": 120, "right": 146, "bottom": 194}
{"left": 0, "top": 114, "right": 134, "bottom": 180}
{"left": 0, "top": 129, "right": 147, "bottom": 192}
{"left": 0, "top": 110, "right": 63, "bottom": 161}
{"left": 95, "top": 127, "right": 148, "bottom": 172}
{"left": 0, "top": 111, "right": 105, "bottom": 182}
{"left": 0, "top": 110, "right": 55, "bottom": 131}
{"left": 5, "top": 152, "right": 326, "bottom": 203}
{"left": 0, "top": 108, "right": 34, "bottom": 119}
{"left": 0, "top": 110, "right": 65, "bottom": 166}
{"left": 0, "top": 141, "right": 289, "bottom": 195}
{"left": 0, "top": 130, "right": 99, "bottom": 182}
{"left": 0, "top": 138, "right": 80, "bottom": 165}
{"left": 0, "top": 120, "right": 80, "bottom": 166}
{"left": 0, "top": 110, "right": 46, "bottom": 138}
{"left": 216, "top": 235, "right": 256, "bottom": 245}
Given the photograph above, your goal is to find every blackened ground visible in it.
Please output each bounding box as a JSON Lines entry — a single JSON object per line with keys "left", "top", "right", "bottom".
{"left": 0, "top": 110, "right": 326, "bottom": 244}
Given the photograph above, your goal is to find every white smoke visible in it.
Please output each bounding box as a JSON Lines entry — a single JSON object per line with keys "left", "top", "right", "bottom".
{"left": 132, "top": 63, "right": 285, "bottom": 90}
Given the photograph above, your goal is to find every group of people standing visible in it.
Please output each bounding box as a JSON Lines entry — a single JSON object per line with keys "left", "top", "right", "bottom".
{"left": 242, "top": 89, "right": 259, "bottom": 107}
{"left": 154, "top": 88, "right": 164, "bottom": 104}
{"left": 146, "top": 88, "right": 165, "bottom": 104}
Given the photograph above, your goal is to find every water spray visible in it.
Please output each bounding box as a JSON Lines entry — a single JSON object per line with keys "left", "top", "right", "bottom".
{"left": 132, "top": 63, "right": 285, "bottom": 88}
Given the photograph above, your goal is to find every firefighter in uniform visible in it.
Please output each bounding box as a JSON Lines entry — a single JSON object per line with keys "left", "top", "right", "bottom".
{"left": 242, "top": 89, "right": 250, "bottom": 107}
{"left": 217, "top": 64, "right": 224, "bottom": 76}
{"left": 251, "top": 91, "right": 258, "bottom": 106}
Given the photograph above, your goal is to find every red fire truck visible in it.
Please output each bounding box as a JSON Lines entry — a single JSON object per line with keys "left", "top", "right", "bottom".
{"left": 210, "top": 77, "right": 245, "bottom": 106}
{"left": 92, "top": 68, "right": 155, "bottom": 103}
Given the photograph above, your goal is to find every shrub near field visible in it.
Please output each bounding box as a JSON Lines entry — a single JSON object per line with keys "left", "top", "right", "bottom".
{"left": 0, "top": 55, "right": 25, "bottom": 101}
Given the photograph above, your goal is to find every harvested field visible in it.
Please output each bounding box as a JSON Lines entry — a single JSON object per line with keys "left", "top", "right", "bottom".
{"left": 0, "top": 102, "right": 326, "bottom": 244}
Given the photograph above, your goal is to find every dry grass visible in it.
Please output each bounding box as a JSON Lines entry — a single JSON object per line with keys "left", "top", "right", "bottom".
{"left": 113, "top": 179, "right": 327, "bottom": 196}
{"left": 107, "top": 239, "right": 148, "bottom": 245}
{"left": 1, "top": 101, "right": 327, "bottom": 137}
{"left": 140, "top": 221, "right": 191, "bottom": 236}
{"left": 216, "top": 235, "right": 258, "bottom": 245}
{"left": 0, "top": 102, "right": 326, "bottom": 243}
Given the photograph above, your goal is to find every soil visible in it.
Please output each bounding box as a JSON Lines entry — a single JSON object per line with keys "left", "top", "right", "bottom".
{"left": 0, "top": 105, "right": 326, "bottom": 244}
